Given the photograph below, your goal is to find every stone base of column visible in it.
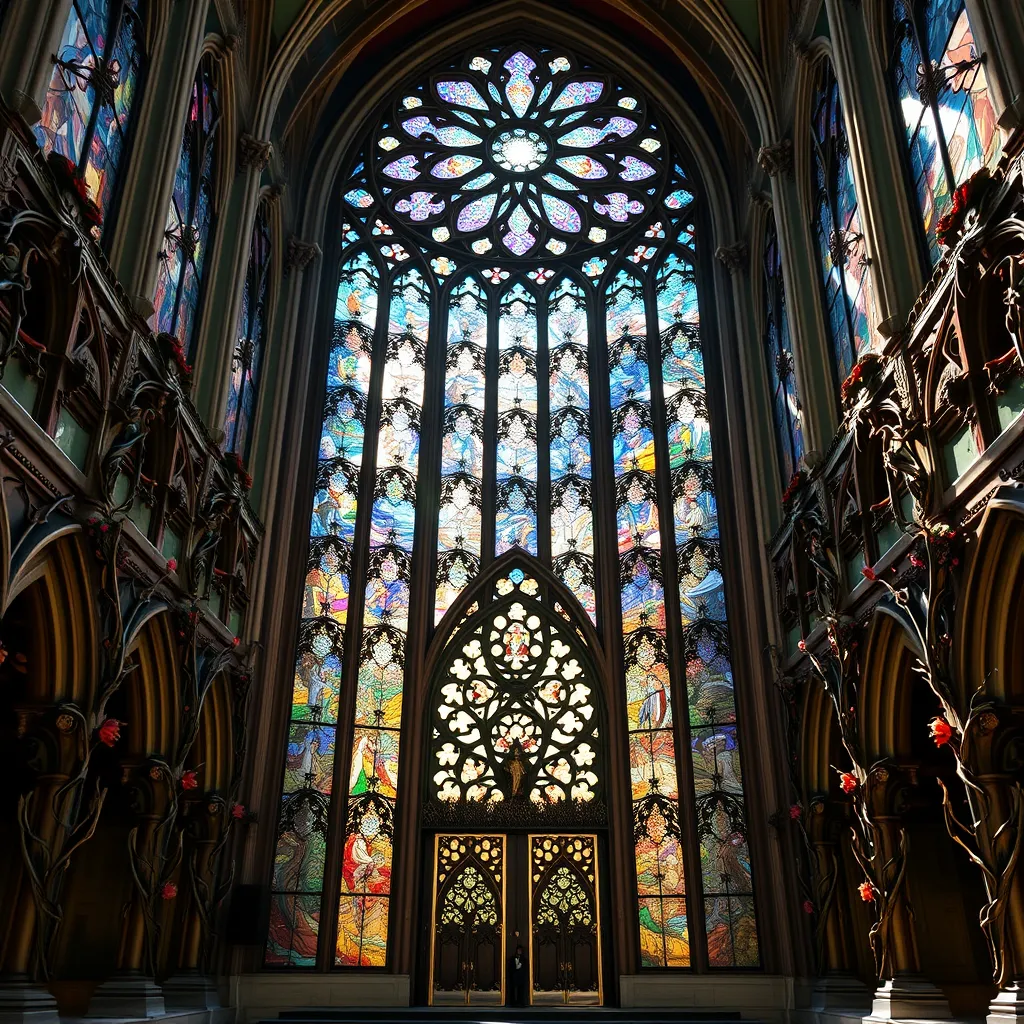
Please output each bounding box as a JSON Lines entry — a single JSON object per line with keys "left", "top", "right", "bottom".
{"left": 810, "top": 973, "right": 872, "bottom": 1012}
{"left": 989, "top": 983, "right": 1024, "bottom": 1024}
{"left": 0, "top": 976, "right": 59, "bottom": 1024}
{"left": 162, "top": 972, "right": 221, "bottom": 1011}
{"left": 87, "top": 972, "right": 166, "bottom": 1018}
{"left": 870, "top": 975, "right": 952, "bottom": 1020}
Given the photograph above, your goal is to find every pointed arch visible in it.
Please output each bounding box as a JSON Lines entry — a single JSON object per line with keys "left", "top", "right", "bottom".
{"left": 958, "top": 491, "right": 1024, "bottom": 705}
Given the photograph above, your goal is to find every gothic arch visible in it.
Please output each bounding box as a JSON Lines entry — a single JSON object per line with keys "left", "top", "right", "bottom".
{"left": 958, "top": 492, "right": 1024, "bottom": 703}
{"left": 422, "top": 550, "right": 610, "bottom": 818}
{"left": 859, "top": 606, "right": 923, "bottom": 761}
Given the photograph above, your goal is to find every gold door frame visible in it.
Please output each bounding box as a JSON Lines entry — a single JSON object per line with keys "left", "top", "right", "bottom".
{"left": 527, "top": 834, "right": 603, "bottom": 1006}
{"left": 428, "top": 833, "right": 506, "bottom": 1006}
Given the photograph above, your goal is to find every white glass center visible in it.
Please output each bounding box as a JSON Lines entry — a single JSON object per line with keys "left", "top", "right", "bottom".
{"left": 492, "top": 129, "right": 548, "bottom": 172}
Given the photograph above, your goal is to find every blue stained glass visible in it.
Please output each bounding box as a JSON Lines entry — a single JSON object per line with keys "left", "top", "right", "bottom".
{"left": 382, "top": 154, "right": 420, "bottom": 180}
{"left": 559, "top": 116, "right": 637, "bottom": 147}
{"left": 541, "top": 193, "right": 582, "bottom": 233}
{"left": 550, "top": 80, "right": 604, "bottom": 111}
{"left": 619, "top": 156, "right": 657, "bottom": 181}
{"left": 457, "top": 192, "right": 498, "bottom": 232}
{"left": 503, "top": 51, "right": 537, "bottom": 117}
{"left": 495, "top": 283, "right": 538, "bottom": 555}
{"left": 436, "top": 277, "right": 487, "bottom": 622}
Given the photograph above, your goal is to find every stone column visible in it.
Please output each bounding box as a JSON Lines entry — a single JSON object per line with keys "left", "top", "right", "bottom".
{"left": 87, "top": 765, "right": 170, "bottom": 1018}
{"left": 0, "top": 707, "right": 89, "bottom": 1024}
{"left": 0, "top": 0, "right": 73, "bottom": 125}
{"left": 862, "top": 765, "right": 951, "bottom": 1020}
{"left": 807, "top": 797, "right": 871, "bottom": 1011}
{"left": 759, "top": 139, "right": 839, "bottom": 455}
{"left": 162, "top": 798, "right": 228, "bottom": 1010}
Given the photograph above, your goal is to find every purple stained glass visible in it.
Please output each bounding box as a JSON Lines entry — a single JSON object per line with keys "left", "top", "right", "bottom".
{"left": 620, "top": 155, "right": 657, "bottom": 181}
{"left": 394, "top": 191, "right": 445, "bottom": 221}
{"left": 595, "top": 192, "right": 644, "bottom": 222}
{"left": 382, "top": 154, "right": 420, "bottom": 180}
{"left": 457, "top": 192, "right": 497, "bottom": 232}
{"left": 559, "top": 117, "right": 638, "bottom": 147}
{"left": 430, "top": 154, "right": 482, "bottom": 179}
{"left": 556, "top": 154, "right": 608, "bottom": 179}
{"left": 502, "top": 205, "right": 536, "bottom": 255}
{"left": 435, "top": 79, "right": 489, "bottom": 110}
{"left": 541, "top": 194, "right": 582, "bottom": 233}
{"left": 503, "top": 51, "right": 536, "bottom": 117}
{"left": 550, "top": 80, "right": 603, "bottom": 111}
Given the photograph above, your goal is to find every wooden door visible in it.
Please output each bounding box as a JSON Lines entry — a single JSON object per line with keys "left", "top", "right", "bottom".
{"left": 528, "top": 834, "right": 602, "bottom": 1005}
{"left": 429, "top": 835, "right": 505, "bottom": 1005}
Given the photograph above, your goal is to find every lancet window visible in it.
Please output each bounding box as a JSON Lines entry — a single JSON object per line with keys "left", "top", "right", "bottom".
{"left": 810, "top": 60, "right": 877, "bottom": 385}
{"left": 889, "top": 0, "right": 1002, "bottom": 264}
{"left": 152, "top": 55, "right": 220, "bottom": 359}
{"left": 34, "top": 0, "right": 146, "bottom": 228}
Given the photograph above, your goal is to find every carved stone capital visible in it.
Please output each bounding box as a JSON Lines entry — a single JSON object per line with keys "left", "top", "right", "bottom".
{"left": 238, "top": 133, "right": 272, "bottom": 174}
{"left": 714, "top": 242, "right": 749, "bottom": 274}
{"left": 758, "top": 139, "right": 793, "bottom": 178}
{"left": 286, "top": 237, "right": 321, "bottom": 273}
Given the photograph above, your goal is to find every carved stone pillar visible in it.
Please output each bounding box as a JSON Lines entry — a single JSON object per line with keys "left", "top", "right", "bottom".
{"left": 0, "top": 706, "right": 89, "bottom": 1024}
{"left": 807, "top": 797, "right": 870, "bottom": 1010}
{"left": 87, "top": 764, "right": 170, "bottom": 1018}
{"left": 862, "top": 765, "right": 951, "bottom": 1020}
{"left": 162, "top": 798, "right": 228, "bottom": 1010}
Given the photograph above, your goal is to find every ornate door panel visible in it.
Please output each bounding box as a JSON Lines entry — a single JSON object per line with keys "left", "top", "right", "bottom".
{"left": 430, "top": 835, "right": 505, "bottom": 1005}
{"left": 529, "top": 834, "right": 602, "bottom": 1005}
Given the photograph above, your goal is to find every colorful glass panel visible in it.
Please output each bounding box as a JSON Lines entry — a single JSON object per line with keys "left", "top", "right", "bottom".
{"left": 762, "top": 216, "right": 804, "bottom": 485}
{"left": 811, "top": 63, "right": 877, "bottom": 384}
{"left": 436, "top": 277, "right": 486, "bottom": 622}
{"left": 657, "top": 250, "right": 758, "bottom": 967}
{"left": 151, "top": 56, "right": 218, "bottom": 359}
{"left": 495, "top": 284, "right": 538, "bottom": 556}
{"left": 548, "top": 278, "right": 595, "bottom": 622}
{"left": 224, "top": 204, "right": 271, "bottom": 460}
{"left": 371, "top": 44, "right": 664, "bottom": 259}
{"left": 35, "top": 0, "right": 145, "bottom": 226}
{"left": 336, "top": 269, "right": 428, "bottom": 967}
{"left": 267, "top": 251, "right": 378, "bottom": 967}
{"left": 890, "top": 0, "right": 1002, "bottom": 264}
{"left": 605, "top": 269, "right": 687, "bottom": 967}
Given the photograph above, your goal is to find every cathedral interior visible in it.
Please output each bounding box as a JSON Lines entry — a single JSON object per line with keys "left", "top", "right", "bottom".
{"left": 0, "top": 0, "right": 1023, "bottom": 1022}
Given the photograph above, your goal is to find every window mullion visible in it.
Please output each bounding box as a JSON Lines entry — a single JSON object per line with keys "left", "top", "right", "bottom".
{"left": 480, "top": 282, "right": 498, "bottom": 564}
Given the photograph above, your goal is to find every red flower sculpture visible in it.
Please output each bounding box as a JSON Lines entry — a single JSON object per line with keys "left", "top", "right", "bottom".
{"left": 858, "top": 881, "right": 876, "bottom": 903}
{"left": 861, "top": 566, "right": 878, "bottom": 582}
{"left": 839, "top": 771, "right": 858, "bottom": 795}
{"left": 231, "top": 803, "right": 246, "bottom": 820}
{"left": 160, "top": 882, "right": 178, "bottom": 900}
{"left": 98, "top": 719, "right": 121, "bottom": 747}
{"left": 797, "top": 639, "right": 807, "bottom": 652}
{"left": 802, "top": 899, "right": 814, "bottom": 915}
{"left": 782, "top": 471, "right": 805, "bottom": 506}
{"left": 928, "top": 716, "right": 953, "bottom": 747}
{"left": 180, "top": 769, "right": 199, "bottom": 791}
{"left": 789, "top": 803, "right": 802, "bottom": 821}
{"left": 166, "top": 558, "right": 177, "bottom": 572}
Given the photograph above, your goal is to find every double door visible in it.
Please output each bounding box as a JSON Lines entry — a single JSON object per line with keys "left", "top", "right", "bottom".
{"left": 428, "top": 833, "right": 602, "bottom": 1006}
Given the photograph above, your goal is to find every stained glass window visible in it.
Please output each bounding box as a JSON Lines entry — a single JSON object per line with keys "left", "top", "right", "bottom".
{"left": 810, "top": 61, "right": 878, "bottom": 385}
{"left": 224, "top": 203, "right": 271, "bottom": 459}
{"left": 889, "top": 0, "right": 1002, "bottom": 264}
{"left": 762, "top": 215, "right": 804, "bottom": 485}
{"left": 151, "top": 56, "right": 219, "bottom": 360}
{"left": 34, "top": 0, "right": 146, "bottom": 227}
{"left": 272, "top": 43, "right": 759, "bottom": 973}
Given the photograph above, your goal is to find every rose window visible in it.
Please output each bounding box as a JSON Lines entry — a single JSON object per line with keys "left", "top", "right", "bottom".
{"left": 371, "top": 45, "right": 665, "bottom": 259}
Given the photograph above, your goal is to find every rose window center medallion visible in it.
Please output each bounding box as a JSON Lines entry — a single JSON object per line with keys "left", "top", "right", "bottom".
{"left": 491, "top": 129, "right": 549, "bottom": 172}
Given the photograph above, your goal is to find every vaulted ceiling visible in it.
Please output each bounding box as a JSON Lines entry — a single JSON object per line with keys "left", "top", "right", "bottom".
{"left": 216, "top": 0, "right": 819, "bottom": 212}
